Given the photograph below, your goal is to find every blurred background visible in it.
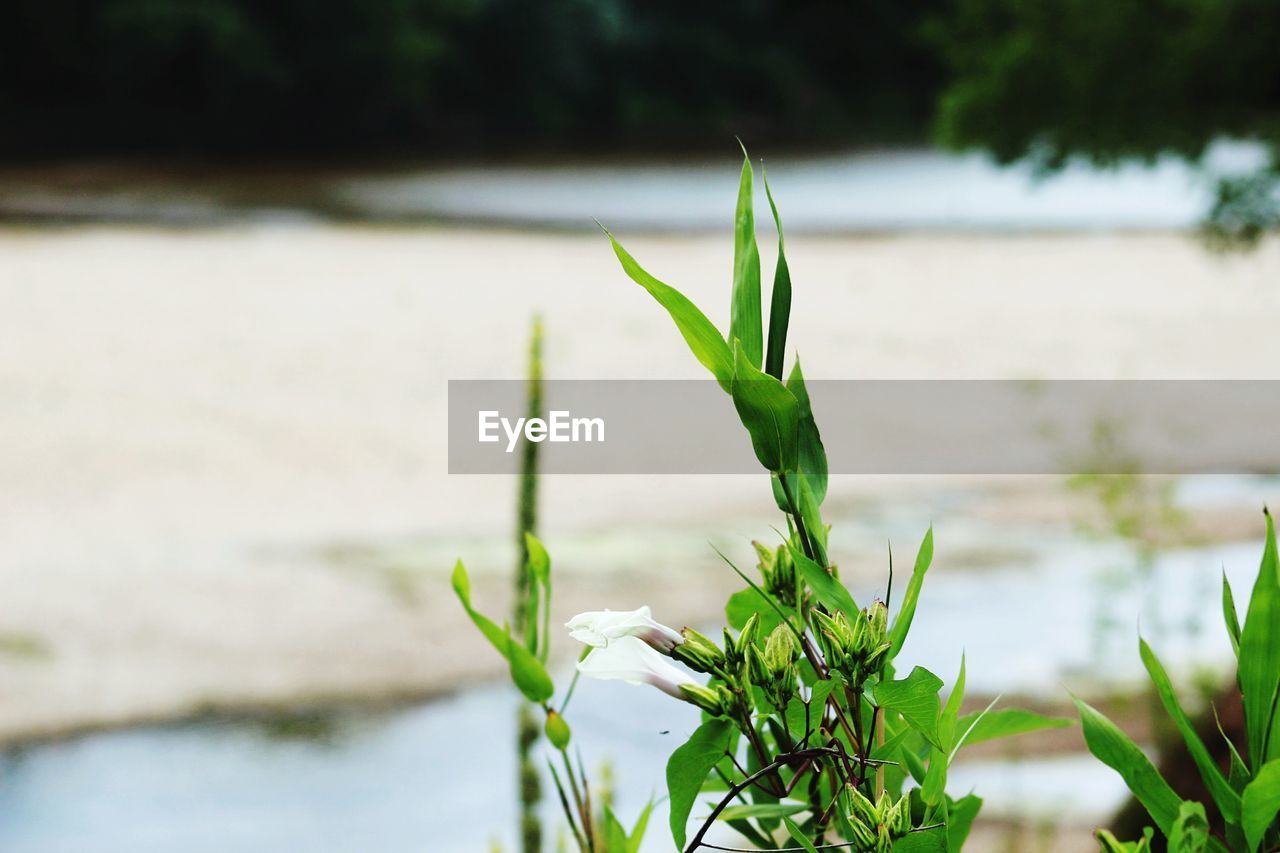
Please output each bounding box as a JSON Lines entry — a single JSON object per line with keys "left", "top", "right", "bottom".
{"left": 2, "top": 1, "right": 1280, "bottom": 851}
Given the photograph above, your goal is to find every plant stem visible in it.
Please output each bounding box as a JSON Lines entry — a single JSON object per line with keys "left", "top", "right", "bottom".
{"left": 514, "top": 316, "right": 543, "bottom": 853}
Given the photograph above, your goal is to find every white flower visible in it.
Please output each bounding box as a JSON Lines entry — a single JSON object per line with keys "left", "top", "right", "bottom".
{"left": 576, "top": 636, "right": 696, "bottom": 699}
{"left": 564, "top": 606, "right": 683, "bottom": 653}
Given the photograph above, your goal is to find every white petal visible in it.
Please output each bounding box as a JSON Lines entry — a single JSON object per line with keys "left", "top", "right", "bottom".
{"left": 564, "top": 606, "right": 683, "bottom": 652}
{"left": 576, "top": 636, "right": 695, "bottom": 699}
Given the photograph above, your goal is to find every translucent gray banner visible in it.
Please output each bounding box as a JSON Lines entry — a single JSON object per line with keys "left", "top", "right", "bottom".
{"left": 447, "top": 380, "right": 1280, "bottom": 475}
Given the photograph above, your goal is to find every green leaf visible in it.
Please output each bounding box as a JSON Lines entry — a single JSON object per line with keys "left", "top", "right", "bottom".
{"left": 730, "top": 150, "right": 763, "bottom": 369}
{"left": 786, "top": 676, "right": 841, "bottom": 740}
{"left": 1243, "top": 759, "right": 1280, "bottom": 852}
{"left": 725, "top": 587, "right": 785, "bottom": 636}
{"left": 888, "top": 527, "right": 935, "bottom": 659}
{"left": 731, "top": 342, "right": 799, "bottom": 473}
{"left": 1074, "top": 696, "right": 1182, "bottom": 835}
{"left": 940, "top": 655, "right": 966, "bottom": 749}
{"left": 900, "top": 742, "right": 928, "bottom": 785}
{"left": 604, "top": 805, "right": 629, "bottom": 853}
{"left": 667, "top": 718, "right": 733, "bottom": 849}
{"left": 524, "top": 532, "right": 552, "bottom": 659}
{"left": 1140, "top": 637, "right": 1241, "bottom": 823}
{"left": 921, "top": 745, "right": 948, "bottom": 806}
{"left": 504, "top": 631, "right": 555, "bottom": 703}
{"left": 718, "top": 802, "right": 807, "bottom": 821}
{"left": 946, "top": 794, "right": 983, "bottom": 852}
{"left": 763, "top": 168, "right": 792, "bottom": 381}
{"left": 788, "top": 541, "right": 859, "bottom": 622}
{"left": 1240, "top": 509, "right": 1280, "bottom": 767}
{"left": 603, "top": 228, "right": 734, "bottom": 390}
{"left": 524, "top": 532, "right": 550, "bottom": 587}
{"left": 782, "top": 815, "right": 820, "bottom": 853}
{"left": 1168, "top": 800, "right": 1210, "bottom": 853}
{"left": 953, "top": 708, "right": 1073, "bottom": 746}
{"left": 627, "top": 799, "right": 654, "bottom": 853}
{"left": 893, "top": 825, "right": 948, "bottom": 852}
{"left": 452, "top": 560, "right": 509, "bottom": 653}
{"left": 1097, "top": 827, "right": 1156, "bottom": 852}
{"left": 451, "top": 560, "right": 553, "bottom": 703}
{"left": 786, "top": 360, "right": 828, "bottom": 506}
{"left": 1225, "top": 572, "right": 1242, "bottom": 658}
{"left": 875, "top": 667, "right": 945, "bottom": 749}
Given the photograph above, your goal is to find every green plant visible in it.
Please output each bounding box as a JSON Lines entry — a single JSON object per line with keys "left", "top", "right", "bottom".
{"left": 453, "top": 149, "right": 1070, "bottom": 851}
{"left": 1077, "top": 509, "right": 1280, "bottom": 852}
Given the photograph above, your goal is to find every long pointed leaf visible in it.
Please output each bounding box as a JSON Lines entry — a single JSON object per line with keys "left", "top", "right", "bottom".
{"left": 1240, "top": 509, "right": 1280, "bottom": 766}
{"left": 763, "top": 167, "right": 791, "bottom": 380}
{"left": 1075, "top": 696, "right": 1183, "bottom": 835}
{"left": 888, "top": 527, "right": 935, "bottom": 658}
{"left": 730, "top": 150, "right": 763, "bottom": 368}
{"left": 1140, "top": 638, "right": 1241, "bottom": 824}
{"left": 953, "top": 708, "right": 1072, "bottom": 746}
{"left": 1224, "top": 572, "right": 1242, "bottom": 658}
{"left": 603, "top": 228, "right": 734, "bottom": 390}
{"left": 1242, "top": 759, "right": 1280, "bottom": 852}
{"left": 788, "top": 541, "right": 859, "bottom": 621}
{"left": 783, "top": 815, "right": 820, "bottom": 852}
{"left": 731, "top": 341, "right": 799, "bottom": 473}
{"left": 786, "top": 360, "right": 828, "bottom": 506}
{"left": 451, "top": 560, "right": 554, "bottom": 703}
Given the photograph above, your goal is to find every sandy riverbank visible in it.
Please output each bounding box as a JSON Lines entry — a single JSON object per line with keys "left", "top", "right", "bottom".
{"left": 1, "top": 226, "right": 1278, "bottom": 743}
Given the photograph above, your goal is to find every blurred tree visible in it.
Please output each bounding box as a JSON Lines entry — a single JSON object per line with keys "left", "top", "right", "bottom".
{"left": 929, "top": 0, "right": 1280, "bottom": 246}
{"left": 1, "top": 0, "right": 475, "bottom": 155}
{"left": 0, "top": 0, "right": 946, "bottom": 158}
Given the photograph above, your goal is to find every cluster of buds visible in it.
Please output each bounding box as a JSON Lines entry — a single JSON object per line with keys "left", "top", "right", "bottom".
{"left": 813, "top": 599, "right": 891, "bottom": 684}
{"left": 721, "top": 613, "right": 760, "bottom": 676}
{"left": 752, "top": 541, "right": 798, "bottom": 607}
{"left": 678, "top": 682, "right": 737, "bottom": 717}
{"left": 747, "top": 624, "right": 800, "bottom": 709}
{"left": 846, "top": 790, "right": 912, "bottom": 852}
{"left": 671, "top": 626, "right": 729, "bottom": 677}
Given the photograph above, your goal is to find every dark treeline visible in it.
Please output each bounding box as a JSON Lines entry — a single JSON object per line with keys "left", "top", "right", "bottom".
{"left": 1, "top": 0, "right": 946, "bottom": 159}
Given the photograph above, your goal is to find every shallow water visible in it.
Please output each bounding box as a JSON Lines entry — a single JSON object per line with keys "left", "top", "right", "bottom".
{"left": 331, "top": 142, "right": 1268, "bottom": 232}
{"left": 3, "top": 142, "right": 1268, "bottom": 231}
{"left": 1, "top": 470, "right": 1269, "bottom": 851}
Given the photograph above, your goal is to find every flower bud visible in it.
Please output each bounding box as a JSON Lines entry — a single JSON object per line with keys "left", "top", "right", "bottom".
{"left": 748, "top": 626, "right": 799, "bottom": 709}
{"left": 544, "top": 710, "right": 571, "bottom": 750}
{"left": 752, "top": 540, "right": 776, "bottom": 575}
{"left": 763, "top": 625, "right": 798, "bottom": 673}
{"left": 671, "top": 628, "right": 726, "bottom": 675}
{"left": 737, "top": 613, "right": 761, "bottom": 650}
{"left": 678, "top": 683, "right": 731, "bottom": 717}
{"left": 850, "top": 789, "right": 878, "bottom": 827}
{"left": 867, "top": 599, "right": 889, "bottom": 641}
{"left": 847, "top": 816, "right": 876, "bottom": 848}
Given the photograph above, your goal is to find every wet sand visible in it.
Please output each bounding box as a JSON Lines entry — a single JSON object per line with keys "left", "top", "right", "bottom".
{"left": 1, "top": 226, "right": 1278, "bottom": 743}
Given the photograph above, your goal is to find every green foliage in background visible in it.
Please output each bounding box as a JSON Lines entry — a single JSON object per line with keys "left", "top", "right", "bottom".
{"left": 930, "top": 0, "right": 1280, "bottom": 246}
{"left": 0, "top": 0, "right": 943, "bottom": 156}
{"left": 1078, "top": 510, "right": 1280, "bottom": 852}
